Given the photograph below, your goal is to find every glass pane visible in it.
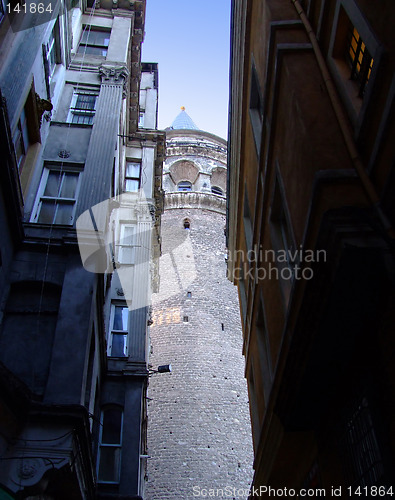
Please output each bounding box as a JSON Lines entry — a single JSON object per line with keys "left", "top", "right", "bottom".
{"left": 102, "top": 408, "right": 122, "bottom": 444}
{"left": 94, "top": 30, "right": 110, "bottom": 46}
{"left": 113, "top": 306, "right": 128, "bottom": 331}
{"left": 120, "top": 245, "right": 135, "bottom": 263}
{"left": 80, "top": 29, "right": 109, "bottom": 46}
{"left": 111, "top": 333, "right": 127, "bottom": 357}
{"left": 121, "top": 226, "right": 134, "bottom": 246}
{"left": 48, "top": 46, "right": 56, "bottom": 74}
{"left": 82, "top": 45, "right": 107, "bottom": 56}
{"left": 54, "top": 203, "right": 74, "bottom": 225}
{"left": 80, "top": 29, "right": 89, "bottom": 44}
{"left": 71, "top": 112, "right": 94, "bottom": 125}
{"left": 14, "top": 135, "right": 24, "bottom": 167}
{"left": 20, "top": 108, "right": 27, "bottom": 127}
{"left": 75, "top": 94, "right": 96, "bottom": 111}
{"left": 125, "top": 179, "right": 139, "bottom": 192}
{"left": 178, "top": 181, "right": 192, "bottom": 191}
{"left": 98, "top": 446, "right": 121, "bottom": 482}
{"left": 44, "top": 171, "right": 61, "bottom": 197}
{"left": 38, "top": 200, "right": 56, "bottom": 224}
{"left": 60, "top": 172, "right": 79, "bottom": 198}
{"left": 21, "top": 113, "right": 29, "bottom": 151}
{"left": 126, "top": 162, "right": 140, "bottom": 179}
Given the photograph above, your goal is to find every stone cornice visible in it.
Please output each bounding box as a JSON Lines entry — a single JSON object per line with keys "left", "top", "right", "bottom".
{"left": 164, "top": 191, "right": 226, "bottom": 215}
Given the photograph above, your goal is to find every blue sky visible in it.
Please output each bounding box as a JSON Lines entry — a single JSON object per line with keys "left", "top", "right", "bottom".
{"left": 142, "top": 0, "right": 231, "bottom": 139}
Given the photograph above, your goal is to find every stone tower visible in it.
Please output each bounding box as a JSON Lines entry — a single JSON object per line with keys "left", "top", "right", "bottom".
{"left": 146, "top": 109, "right": 253, "bottom": 499}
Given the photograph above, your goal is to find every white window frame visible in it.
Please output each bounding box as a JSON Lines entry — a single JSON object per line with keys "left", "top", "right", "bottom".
{"left": 66, "top": 90, "right": 98, "bottom": 125}
{"left": 30, "top": 165, "right": 82, "bottom": 225}
{"left": 46, "top": 28, "right": 57, "bottom": 78}
{"left": 124, "top": 160, "right": 141, "bottom": 192}
{"left": 117, "top": 224, "right": 137, "bottom": 264}
{"left": 107, "top": 303, "right": 129, "bottom": 357}
{"left": 97, "top": 406, "right": 123, "bottom": 484}
{"left": 13, "top": 107, "right": 29, "bottom": 170}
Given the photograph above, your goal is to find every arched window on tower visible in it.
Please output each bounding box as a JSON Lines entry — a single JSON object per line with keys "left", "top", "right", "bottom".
{"left": 178, "top": 181, "right": 192, "bottom": 192}
{"left": 211, "top": 186, "right": 223, "bottom": 196}
{"left": 183, "top": 218, "right": 190, "bottom": 230}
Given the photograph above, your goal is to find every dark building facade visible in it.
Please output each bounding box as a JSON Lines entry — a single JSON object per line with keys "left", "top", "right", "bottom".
{"left": 227, "top": 0, "right": 395, "bottom": 496}
{"left": 0, "top": 1, "right": 164, "bottom": 498}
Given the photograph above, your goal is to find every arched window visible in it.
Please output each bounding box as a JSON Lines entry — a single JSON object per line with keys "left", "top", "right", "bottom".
{"left": 211, "top": 186, "right": 223, "bottom": 196}
{"left": 98, "top": 405, "right": 123, "bottom": 483}
{"left": 183, "top": 218, "right": 190, "bottom": 230}
{"left": 178, "top": 181, "right": 192, "bottom": 192}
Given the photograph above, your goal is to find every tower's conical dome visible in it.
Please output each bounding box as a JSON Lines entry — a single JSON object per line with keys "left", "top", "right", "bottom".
{"left": 168, "top": 106, "right": 199, "bottom": 130}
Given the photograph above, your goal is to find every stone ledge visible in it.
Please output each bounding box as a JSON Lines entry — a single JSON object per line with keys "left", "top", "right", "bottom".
{"left": 164, "top": 191, "right": 226, "bottom": 214}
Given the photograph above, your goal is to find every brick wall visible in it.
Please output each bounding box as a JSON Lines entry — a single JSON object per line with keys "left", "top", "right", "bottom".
{"left": 146, "top": 206, "right": 253, "bottom": 499}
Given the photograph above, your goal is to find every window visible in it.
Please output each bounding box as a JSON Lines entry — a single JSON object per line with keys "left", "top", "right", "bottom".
{"left": 187, "top": 291, "right": 192, "bottom": 298}
{"left": 249, "top": 62, "right": 264, "bottom": 155}
{"left": 211, "top": 186, "right": 223, "bottom": 196}
{"left": 67, "top": 91, "right": 98, "bottom": 125}
{"left": 345, "top": 24, "right": 373, "bottom": 97}
{"left": 98, "top": 406, "right": 123, "bottom": 483}
{"left": 12, "top": 88, "right": 41, "bottom": 176}
{"left": 31, "top": 167, "right": 80, "bottom": 225}
{"left": 183, "top": 219, "right": 190, "bottom": 230}
{"left": 329, "top": 2, "right": 381, "bottom": 122}
{"left": 270, "top": 171, "right": 297, "bottom": 305}
{"left": 248, "top": 362, "right": 261, "bottom": 446}
{"left": 118, "top": 224, "right": 137, "bottom": 264}
{"left": 108, "top": 304, "right": 128, "bottom": 357}
{"left": 243, "top": 185, "right": 253, "bottom": 253}
{"left": 13, "top": 107, "right": 30, "bottom": 170}
{"left": 271, "top": 183, "right": 296, "bottom": 270}
{"left": 138, "top": 111, "right": 145, "bottom": 127}
{"left": 255, "top": 295, "right": 272, "bottom": 402}
{"left": 77, "top": 27, "right": 110, "bottom": 56}
{"left": 45, "top": 28, "right": 57, "bottom": 78}
{"left": 125, "top": 161, "right": 141, "bottom": 192}
{"left": 339, "top": 397, "right": 386, "bottom": 488}
{"left": 178, "top": 181, "right": 192, "bottom": 192}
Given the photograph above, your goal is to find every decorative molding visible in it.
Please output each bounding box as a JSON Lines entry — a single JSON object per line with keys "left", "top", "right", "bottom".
{"left": 165, "top": 191, "right": 226, "bottom": 215}
{"left": 10, "top": 455, "right": 69, "bottom": 488}
{"left": 99, "top": 64, "right": 129, "bottom": 98}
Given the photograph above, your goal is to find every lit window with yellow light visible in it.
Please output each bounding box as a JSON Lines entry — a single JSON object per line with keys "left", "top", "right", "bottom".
{"left": 345, "top": 25, "right": 374, "bottom": 97}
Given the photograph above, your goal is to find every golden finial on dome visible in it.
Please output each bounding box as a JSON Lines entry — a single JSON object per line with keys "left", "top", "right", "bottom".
{"left": 181, "top": 106, "right": 185, "bottom": 111}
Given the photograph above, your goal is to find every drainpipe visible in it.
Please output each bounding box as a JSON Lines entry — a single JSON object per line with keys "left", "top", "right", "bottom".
{"left": 290, "top": 0, "right": 395, "bottom": 239}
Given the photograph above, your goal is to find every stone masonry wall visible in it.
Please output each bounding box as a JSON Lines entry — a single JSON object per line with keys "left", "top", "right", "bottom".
{"left": 146, "top": 206, "right": 253, "bottom": 499}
